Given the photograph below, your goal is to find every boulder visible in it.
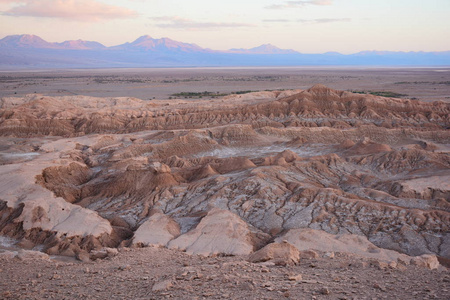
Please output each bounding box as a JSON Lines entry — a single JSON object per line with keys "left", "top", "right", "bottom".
{"left": 133, "top": 213, "right": 180, "bottom": 247}
{"left": 16, "top": 249, "right": 50, "bottom": 261}
{"left": 248, "top": 241, "right": 300, "bottom": 265}
{"left": 276, "top": 228, "right": 411, "bottom": 262}
{"left": 168, "top": 208, "right": 269, "bottom": 256}
{"left": 410, "top": 254, "right": 440, "bottom": 270}
{"left": 89, "top": 247, "right": 119, "bottom": 260}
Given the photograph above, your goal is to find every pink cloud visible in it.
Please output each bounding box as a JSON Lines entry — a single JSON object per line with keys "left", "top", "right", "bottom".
{"left": 3, "top": 0, "right": 137, "bottom": 22}
{"left": 0, "top": 0, "right": 25, "bottom": 3}
{"left": 150, "top": 16, "right": 254, "bottom": 30}
{"left": 266, "top": 0, "right": 333, "bottom": 9}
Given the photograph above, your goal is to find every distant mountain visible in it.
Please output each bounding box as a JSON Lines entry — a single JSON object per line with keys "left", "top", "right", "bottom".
{"left": 0, "top": 34, "right": 57, "bottom": 49}
{"left": 111, "top": 35, "right": 210, "bottom": 53}
{"left": 0, "top": 34, "right": 449, "bottom": 68}
{"left": 0, "top": 34, "right": 106, "bottom": 50}
{"left": 55, "top": 40, "right": 106, "bottom": 50}
{"left": 228, "top": 44, "right": 298, "bottom": 54}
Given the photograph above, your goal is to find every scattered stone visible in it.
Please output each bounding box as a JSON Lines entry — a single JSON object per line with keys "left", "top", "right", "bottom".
{"left": 350, "top": 261, "right": 368, "bottom": 268}
{"left": 319, "top": 287, "right": 330, "bottom": 295}
{"left": 397, "top": 256, "right": 410, "bottom": 266}
{"left": 89, "top": 247, "right": 119, "bottom": 260}
{"left": 2, "top": 291, "right": 12, "bottom": 298}
{"left": 288, "top": 274, "right": 303, "bottom": 281}
{"left": 369, "top": 259, "right": 388, "bottom": 270}
{"left": 323, "top": 252, "right": 335, "bottom": 259}
{"left": 301, "top": 280, "right": 321, "bottom": 284}
{"left": 388, "top": 261, "right": 397, "bottom": 269}
{"left": 152, "top": 280, "right": 173, "bottom": 292}
{"left": 118, "top": 265, "right": 131, "bottom": 271}
{"left": 373, "top": 283, "right": 386, "bottom": 292}
{"left": 50, "top": 274, "right": 61, "bottom": 280}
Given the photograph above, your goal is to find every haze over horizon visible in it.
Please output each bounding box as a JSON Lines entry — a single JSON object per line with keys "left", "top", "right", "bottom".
{"left": 1, "top": 0, "right": 449, "bottom": 54}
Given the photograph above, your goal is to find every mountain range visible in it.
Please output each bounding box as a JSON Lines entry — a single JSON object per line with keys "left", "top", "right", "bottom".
{"left": 0, "top": 34, "right": 449, "bottom": 68}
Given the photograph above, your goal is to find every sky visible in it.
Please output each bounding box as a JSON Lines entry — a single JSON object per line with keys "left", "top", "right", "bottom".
{"left": 0, "top": 0, "right": 449, "bottom": 54}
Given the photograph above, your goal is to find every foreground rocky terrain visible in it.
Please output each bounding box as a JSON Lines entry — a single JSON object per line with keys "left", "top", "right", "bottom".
{"left": 0, "top": 84, "right": 449, "bottom": 297}
{"left": 1, "top": 246, "right": 449, "bottom": 300}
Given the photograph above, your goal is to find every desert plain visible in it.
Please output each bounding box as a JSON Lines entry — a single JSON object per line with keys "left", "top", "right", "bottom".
{"left": 1, "top": 67, "right": 450, "bottom": 102}
{"left": 0, "top": 67, "right": 449, "bottom": 299}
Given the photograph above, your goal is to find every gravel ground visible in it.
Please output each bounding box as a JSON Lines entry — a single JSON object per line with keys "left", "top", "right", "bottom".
{"left": 1, "top": 247, "right": 449, "bottom": 300}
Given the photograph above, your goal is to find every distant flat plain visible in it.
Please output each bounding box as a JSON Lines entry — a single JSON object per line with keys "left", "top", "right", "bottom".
{"left": 1, "top": 67, "right": 449, "bottom": 102}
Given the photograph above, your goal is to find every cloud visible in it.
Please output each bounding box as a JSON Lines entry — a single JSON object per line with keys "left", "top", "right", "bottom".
{"left": 263, "top": 19, "right": 291, "bottom": 23}
{"left": 150, "top": 16, "right": 254, "bottom": 29}
{"left": 298, "top": 18, "right": 351, "bottom": 24}
{"left": 0, "top": 0, "right": 24, "bottom": 3}
{"left": 1, "top": 0, "right": 137, "bottom": 21}
{"left": 263, "top": 17, "right": 350, "bottom": 24}
{"left": 266, "top": 0, "right": 332, "bottom": 9}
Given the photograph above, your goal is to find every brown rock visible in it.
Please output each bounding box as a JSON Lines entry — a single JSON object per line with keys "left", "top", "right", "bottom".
{"left": 288, "top": 274, "right": 303, "bottom": 281}
{"left": 152, "top": 279, "right": 173, "bottom": 292}
{"left": 369, "top": 259, "right": 388, "bottom": 270}
{"left": 411, "top": 254, "right": 440, "bottom": 270}
{"left": 248, "top": 241, "right": 300, "bottom": 265}
{"left": 319, "top": 287, "right": 330, "bottom": 295}
{"left": 300, "top": 250, "right": 319, "bottom": 259}
{"left": 350, "top": 261, "right": 368, "bottom": 268}
{"left": 16, "top": 249, "right": 50, "bottom": 261}
{"left": 76, "top": 251, "right": 90, "bottom": 263}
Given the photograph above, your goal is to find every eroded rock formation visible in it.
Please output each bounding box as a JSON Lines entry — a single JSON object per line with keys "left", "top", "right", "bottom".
{"left": 0, "top": 85, "right": 448, "bottom": 263}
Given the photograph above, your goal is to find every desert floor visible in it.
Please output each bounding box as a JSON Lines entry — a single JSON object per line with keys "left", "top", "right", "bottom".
{"left": 1, "top": 67, "right": 449, "bottom": 102}
{"left": 1, "top": 246, "right": 449, "bottom": 300}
